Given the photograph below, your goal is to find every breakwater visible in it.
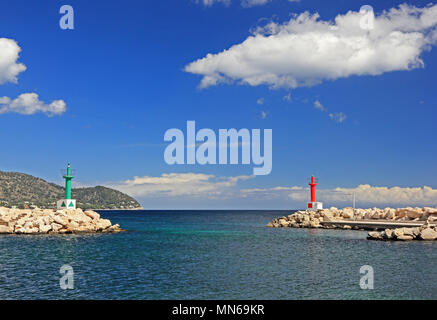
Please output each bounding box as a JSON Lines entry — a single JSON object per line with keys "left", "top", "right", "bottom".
{"left": 267, "top": 206, "right": 437, "bottom": 241}
{"left": 0, "top": 207, "right": 122, "bottom": 234}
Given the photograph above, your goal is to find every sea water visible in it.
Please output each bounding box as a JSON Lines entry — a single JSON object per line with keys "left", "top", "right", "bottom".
{"left": 0, "top": 210, "right": 436, "bottom": 299}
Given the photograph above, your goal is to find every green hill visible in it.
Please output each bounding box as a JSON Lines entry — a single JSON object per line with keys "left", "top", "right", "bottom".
{"left": 0, "top": 170, "right": 142, "bottom": 210}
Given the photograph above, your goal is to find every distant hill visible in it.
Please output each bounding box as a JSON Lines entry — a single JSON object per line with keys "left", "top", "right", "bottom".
{"left": 0, "top": 171, "right": 142, "bottom": 210}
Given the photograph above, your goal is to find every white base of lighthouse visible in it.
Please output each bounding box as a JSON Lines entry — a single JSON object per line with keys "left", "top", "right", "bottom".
{"left": 307, "top": 202, "right": 323, "bottom": 211}
{"left": 57, "top": 199, "right": 76, "bottom": 210}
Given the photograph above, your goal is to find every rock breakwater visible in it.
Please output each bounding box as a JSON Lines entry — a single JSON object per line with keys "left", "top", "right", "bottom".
{"left": 267, "top": 206, "right": 437, "bottom": 241}
{"left": 367, "top": 224, "right": 437, "bottom": 241}
{"left": 0, "top": 207, "right": 123, "bottom": 234}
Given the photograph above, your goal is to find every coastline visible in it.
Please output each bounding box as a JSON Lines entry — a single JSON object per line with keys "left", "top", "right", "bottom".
{"left": 96, "top": 207, "right": 144, "bottom": 211}
{"left": 267, "top": 206, "right": 437, "bottom": 241}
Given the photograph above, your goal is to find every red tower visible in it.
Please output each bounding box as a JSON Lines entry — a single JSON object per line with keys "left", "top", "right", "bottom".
{"left": 307, "top": 176, "right": 323, "bottom": 210}
{"left": 309, "top": 176, "right": 317, "bottom": 203}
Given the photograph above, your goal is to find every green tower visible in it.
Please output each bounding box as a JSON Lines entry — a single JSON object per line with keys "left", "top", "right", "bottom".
{"left": 57, "top": 163, "right": 76, "bottom": 209}
{"left": 63, "top": 163, "right": 74, "bottom": 199}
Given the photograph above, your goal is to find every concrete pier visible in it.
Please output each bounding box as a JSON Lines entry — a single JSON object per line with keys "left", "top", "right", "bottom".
{"left": 321, "top": 219, "right": 436, "bottom": 231}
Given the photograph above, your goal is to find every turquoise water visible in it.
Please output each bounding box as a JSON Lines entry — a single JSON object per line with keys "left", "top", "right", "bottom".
{"left": 0, "top": 210, "right": 436, "bottom": 299}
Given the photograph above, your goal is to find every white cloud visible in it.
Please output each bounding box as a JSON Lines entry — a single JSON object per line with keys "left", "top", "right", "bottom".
{"left": 0, "top": 93, "right": 66, "bottom": 116}
{"left": 260, "top": 110, "right": 267, "bottom": 119}
{"left": 243, "top": 184, "right": 437, "bottom": 206}
{"left": 328, "top": 112, "right": 347, "bottom": 123}
{"left": 283, "top": 92, "right": 291, "bottom": 101}
{"left": 185, "top": 4, "right": 437, "bottom": 89}
{"left": 314, "top": 100, "right": 326, "bottom": 111}
{"left": 110, "top": 173, "right": 254, "bottom": 198}
{"left": 256, "top": 97, "right": 264, "bottom": 104}
{"left": 110, "top": 173, "right": 437, "bottom": 208}
{"left": 241, "top": 0, "right": 270, "bottom": 8}
{"left": 196, "top": 0, "right": 231, "bottom": 6}
{"left": 0, "top": 38, "right": 27, "bottom": 85}
{"left": 197, "top": 0, "right": 299, "bottom": 7}
{"left": 329, "top": 185, "right": 437, "bottom": 206}
{"left": 313, "top": 99, "right": 347, "bottom": 122}
{"left": 0, "top": 38, "right": 67, "bottom": 117}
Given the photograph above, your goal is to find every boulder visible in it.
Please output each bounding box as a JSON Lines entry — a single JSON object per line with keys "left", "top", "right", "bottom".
{"left": 39, "top": 224, "right": 52, "bottom": 233}
{"left": 69, "top": 213, "right": 92, "bottom": 224}
{"left": 0, "top": 225, "right": 13, "bottom": 233}
{"left": 310, "top": 218, "right": 320, "bottom": 228}
{"left": 301, "top": 220, "right": 311, "bottom": 228}
{"left": 371, "top": 212, "right": 380, "bottom": 220}
{"left": 364, "top": 210, "right": 373, "bottom": 219}
{"left": 424, "top": 207, "right": 437, "bottom": 215}
{"left": 406, "top": 208, "right": 423, "bottom": 219}
{"left": 368, "top": 231, "right": 383, "bottom": 240}
{"left": 403, "top": 227, "right": 421, "bottom": 238}
{"left": 341, "top": 208, "right": 354, "bottom": 219}
{"left": 427, "top": 216, "right": 437, "bottom": 222}
{"left": 385, "top": 209, "right": 395, "bottom": 220}
{"left": 419, "top": 228, "right": 437, "bottom": 240}
{"left": 51, "top": 223, "right": 63, "bottom": 232}
{"left": 395, "top": 208, "right": 408, "bottom": 218}
{"left": 52, "top": 215, "right": 68, "bottom": 226}
{"left": 397, "top": 235, "right": 414, "bottom": 241}
{"left": 321, "top": 210, "right": 334, "bottom": 220}
{"left": 67, "top": 221, "right": 80, "bottom": 230}
{"left": 419, "top": 213, "right": 430, "bottom": 221}
{"left": 383, "top": 229, "right": 394, "bottom": 239}
{"left": 95, "top": 219, "right": 112, "bottom": 231}
{"left": 278, "top": 219, "right": 289, "bottom": 227}
{"left": 103, "top": 224, "right": 122, "bottom": 233}
{"left": 84, "top": 210, "right": 100, "bottom": 220}
{"left": 393, "top": 228, "right": 405, "bottom": 238}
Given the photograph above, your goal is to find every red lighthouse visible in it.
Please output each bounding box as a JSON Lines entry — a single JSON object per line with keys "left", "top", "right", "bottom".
{"left": 307, "top": 176, "right": 323, "bottom": 210}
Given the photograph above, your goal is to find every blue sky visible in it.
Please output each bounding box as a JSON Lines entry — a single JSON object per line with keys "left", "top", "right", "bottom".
{"left": 1, "top": 0, "right": 437, "bottom": 209}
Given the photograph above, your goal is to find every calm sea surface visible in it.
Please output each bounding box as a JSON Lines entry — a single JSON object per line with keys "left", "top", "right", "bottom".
{"left": 0, "top": 210, "right": 436, "bottom": 299}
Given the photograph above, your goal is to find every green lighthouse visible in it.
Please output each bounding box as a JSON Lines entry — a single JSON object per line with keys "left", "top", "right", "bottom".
{"left": 63, "top": 163, "right": 73, "bottom": 199}
{"left": 57, "top": 163, "right": 77, "bottom": 209}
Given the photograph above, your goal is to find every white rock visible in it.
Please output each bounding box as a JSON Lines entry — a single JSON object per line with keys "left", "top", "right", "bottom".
{"left": 84, "top": 210, "right": 100, "bottom": 220}
{"left": 51, "top": 223, "right": 63, "bottom": 232}
{"left": 0, "top": 225, "right": 13, "bottom": 233}
{"left": 341, "top": 208, "right": 354, "bottom": 219}
{"left": 95, "top": 219, "right": 112, "bottom": 231}
{"left": 406, "top": 208, "right": 423, "bottom": 219}
{"left": 39, "top": 224, "right": 52, "bottom": 233}
{"left": 419, "top": 228, "right": 437, "bottom": 240}
{"left": 52, "top": 215, "right": 68, "bottom": 226}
